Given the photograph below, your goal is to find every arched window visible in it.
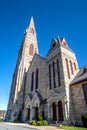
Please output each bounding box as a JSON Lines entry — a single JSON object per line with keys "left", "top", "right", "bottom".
{"left": 29, "top": 44, "right": 34, "bottom": 56}
{"left": 65, "top": 58, "right": 70, "bottom": 79}
{"left": 31, "top": 72, "right": 34, "bottom": 91}
{"left": 57, "top": 59, "right": 61, "bottom": 86}
{"left": 70, "top": 60, "right": 73, "bottom": 74}
{"left": 52, "top": 42, "right": 56, "bottom": 48}
{"left": 36, "top": 68, "right": 39, "bottom": 89}
{"left": 53, "top": 62, "right": 56, "bottom": 88}
{"left": 74, "top": 62, "right": 76, "bottom": 70}
{"left": 49, "top": 64, "right": 52, "bottom": 90}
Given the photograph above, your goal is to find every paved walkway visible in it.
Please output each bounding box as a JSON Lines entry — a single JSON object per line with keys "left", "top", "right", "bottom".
{"left": 5, "top": 122, "right": 62, "bottom": 130}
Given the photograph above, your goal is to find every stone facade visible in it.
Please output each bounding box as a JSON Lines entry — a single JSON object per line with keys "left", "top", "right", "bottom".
{"left": 6, "top": 17, "right": 87, "bottom": 125}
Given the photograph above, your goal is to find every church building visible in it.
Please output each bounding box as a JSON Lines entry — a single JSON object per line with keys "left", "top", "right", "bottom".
{"left": 6, "top": 17, "right": 87, "bottom": 125}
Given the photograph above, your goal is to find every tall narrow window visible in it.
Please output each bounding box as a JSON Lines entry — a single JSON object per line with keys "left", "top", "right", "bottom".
{"left": 31, "top": 72, "right": 34, "bottom": 91}
{"left": 74, "top": 62, "right": 76, "bottom": 70}
{"left": 53, "top": 62, "right": 56, "bottom": 88}
{"left": 29, "top": 44, "right": 34, "bottom": 56}
{"left": 70, "top": 60, "right": 73, "bottom": 74}
{"left": 83, "top": 83, "right": 87, "bottom": 106}
{"left": 36, "top": 68, "right": 39, "bottom": 89}
{"left": 49, "top": 64, "right": 52, "bottom": 90}
{"left": 57, "top": 59, "right": 61, "bottom": 86}
{"left": 65, "top": 58, "right": 70, "bottom": 79}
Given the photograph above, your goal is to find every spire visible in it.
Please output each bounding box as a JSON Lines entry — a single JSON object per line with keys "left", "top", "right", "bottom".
{"left": 25, "top": 16, "right": 36, "bottom": 35}
{"left": 57, "top": 35, "right": 61, "bottom": 44}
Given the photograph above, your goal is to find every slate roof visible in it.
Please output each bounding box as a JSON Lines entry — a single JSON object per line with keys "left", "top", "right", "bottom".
{"left": 70, "top": 65, "right": 87, "bottom": 86}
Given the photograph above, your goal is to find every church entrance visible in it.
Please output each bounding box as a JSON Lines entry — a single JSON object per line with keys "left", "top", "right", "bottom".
{"left": 52, "top": 102, "right": 57, "bottom": 121}
{"left": 26, "top": 108, "right": 30, "bottom": 121}
{"left": 35, "top": 107, "right": 38, "bottom": 120}
{"left": 58, "top": 101, "right": 64, "bottom": 122}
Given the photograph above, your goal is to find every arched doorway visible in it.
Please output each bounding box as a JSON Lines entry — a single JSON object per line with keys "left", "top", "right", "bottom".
{"left": 52, "top": 102, "right": 57, "bottom": 121}
{"left": 58, "top": 101, "right": 64, "bottom": 122}
{"left": 26, "top": 108, "right": 30, "bottom": 121}
{"left": 35, "top": 107, "right": 38, "bottom": 120}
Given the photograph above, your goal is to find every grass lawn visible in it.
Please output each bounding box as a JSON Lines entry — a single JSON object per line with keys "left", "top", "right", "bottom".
{"left": 58, "top": 125, "right": 87, "bottom": 130}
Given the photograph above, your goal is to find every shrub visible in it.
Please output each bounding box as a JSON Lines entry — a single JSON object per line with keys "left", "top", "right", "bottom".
{"left": 0, "top": 118, "right": 2, "bottom": 122}
{"left": 37, "top": 121, "right": 43, "bottom": 126}
{"left": 82, "top": 114, "right": 87, "bottom": 127}
{"left": 43, "top": 120, "right": 48, "bottom": 125}
{"left": 30, "top": 120, "right": 37, "bottom": 125}
{"left": 39, "top": 110, "right": 44, "bottom": 121}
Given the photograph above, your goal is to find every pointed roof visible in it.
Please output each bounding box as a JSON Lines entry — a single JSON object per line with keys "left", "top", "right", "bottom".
{"left": 70, "top": 65, "right": 87, "bottom": 86}
{"left": 46, "top": 36, "right": 74, "bottom": 56}
{"left": 25, "top": 16, "right": 36, "bottom": 34}
{"left": 28, "top": 16, "right": 34, "bottom": 28}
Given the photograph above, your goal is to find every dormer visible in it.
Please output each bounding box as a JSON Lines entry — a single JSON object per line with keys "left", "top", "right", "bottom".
{"left": 61, "top": 38, "right": 68, "bottom": 47}
{"left": 51, "top": 38, "right": 58, "bottom": 49}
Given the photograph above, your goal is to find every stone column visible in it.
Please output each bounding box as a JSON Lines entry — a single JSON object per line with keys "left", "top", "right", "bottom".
{"left": 30, "top": 107, "right": 33, "bottom": 121}
{"left": 48, "top": 102, "right": 51, "bottom": 119}
{"left": 56, "top": 101, "right": 58, "bottom": 123}
{"left": 63, "top": 100, "right": 68, "bottom": 123}
{"left": 51, "top": 103, "right": 53, "bottom": 120}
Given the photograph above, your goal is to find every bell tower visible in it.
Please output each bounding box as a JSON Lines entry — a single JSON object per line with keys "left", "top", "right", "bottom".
{"left": 6, "top": 17, "right": 38, "bottom": 121}
{"left": 18, "top": 16, "right": 38, "bottom": 70}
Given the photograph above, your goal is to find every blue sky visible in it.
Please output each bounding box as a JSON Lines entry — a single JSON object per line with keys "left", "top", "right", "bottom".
{"left": 0, "top": 0, "right": 87, "bottom": 110}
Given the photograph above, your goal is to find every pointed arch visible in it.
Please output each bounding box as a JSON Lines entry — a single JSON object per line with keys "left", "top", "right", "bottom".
{"left": 49, "top": 64, "right": 52, "bottom": 90}
{"left": 53, "top": 62, "right": 56, "bottom": 88}
{"left": 31, "top": 72, "right": 34, "bottom": 91}
{"left": 65, "top": 58, "right": 70, "bottom": 79}
{"left": 36, "top": 68, "right": 39, "bottom": 89}
{"left": 29, "top": 44, "right": 34, "bottom": 56}
{"left": 74, "top": 62, "right": 76, "bottom": 70}
{"left": 70, "top": 60, "right": 73, "bottom": 74}
{"left": 57, "top": 59, "right": 61, "bottom": 86}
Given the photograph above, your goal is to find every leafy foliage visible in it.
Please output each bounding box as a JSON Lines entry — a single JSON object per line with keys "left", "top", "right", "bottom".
{"left": 30, "top": 120, "right": 37, "bottom": 125}
{"left": 0, "top": 118, "right": 2, "bottom": 122}
{"left": 30, "top": 109, "right": 48, "bottom": 126}
{"left": 43, "top": 120, "right": 48, "bottom": 125}
{"left": 59, "top": 125, "right": 87, "bottom": 130}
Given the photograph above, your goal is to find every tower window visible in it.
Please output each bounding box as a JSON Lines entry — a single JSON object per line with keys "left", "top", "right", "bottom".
{"left": 29, "top": 44, "right": 34, "bottom": 56}
{"left": 63, "top": 42, "right": 67, "bottom": 46}
{"left": 30, "top": 27, "right": 34, "bottom": 34}
{"left": 53, "top": 62, "right": 56, "bottom": 88}
{"left": 70, "top": 60, "right": 73, "bottom": 74}
{"left": 52, "top": 42, "right": 56, "bottom": 48}
{"left": 31, "top": 72, "right": 34, "bottom": 91}
{"left": 57, "top": 59, "right": 61, "bottom": 86}
{"left": 65, "top": 58, "right": 70, "bottom": 79}
{"left": 49, "top": 64, "right": 52, "bottom": 90}
{"left": 74, "top": 62, "right": 76, "bottom": 70}
{"left": 36, "top": 68, "right": 39, "bottom": 89}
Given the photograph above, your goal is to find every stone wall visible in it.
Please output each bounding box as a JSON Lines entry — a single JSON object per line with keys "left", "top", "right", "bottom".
{"left": 70, "top": 81, "right": 87, "bottom": 125}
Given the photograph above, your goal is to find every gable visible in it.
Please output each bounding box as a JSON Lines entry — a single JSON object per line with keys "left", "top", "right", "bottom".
{"left": 32, "top": 91, "right": 42, "bottom": 107}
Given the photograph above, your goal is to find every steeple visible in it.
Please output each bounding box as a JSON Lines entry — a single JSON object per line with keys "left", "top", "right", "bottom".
{"left": 23, "top": 16, "right": 38, "bottom": 54}
{"left": 6, "top": 17, "right": 39, "bottom": 122}
{"left": 27, "top": 16, "right": 35, "bottom": 30}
